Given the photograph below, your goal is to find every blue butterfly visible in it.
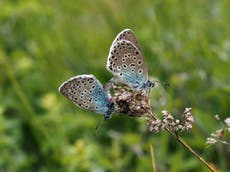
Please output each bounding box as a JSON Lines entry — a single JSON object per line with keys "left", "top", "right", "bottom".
{"left": 107, "top": 29, "right": 154, "bottom": 90}
{"left": 59, "top": 74, "right": 114, "bottom": 119}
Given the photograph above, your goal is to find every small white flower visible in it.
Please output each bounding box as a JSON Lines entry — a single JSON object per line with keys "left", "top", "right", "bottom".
{"left": 211, "top": 133, "right": 217, "bottom": 137}
{"left": 214, "top": 129, "right": 224, "bottom": 138}
{"left": 214, "top": 114, "right": 220, "bottom": 120}
{"left": 224, "top": 117, "right": 230, "bottom": 127}
{"left": 187, "top": 116, "right": 194, "bottom": 122}
{"left": 206, "top": 137, "right": 217, "bottom": 144}
{"left": 184, "top": 107, "right": 192, "bottom": 113}
{"left": 150, "top": 126, "right": 154, "bottom": 132}
{"left": 161, "top": 110, "right": 167, "bottom": 115}
{"left": 175, "top": 119, "right": 180, "bottom": 124}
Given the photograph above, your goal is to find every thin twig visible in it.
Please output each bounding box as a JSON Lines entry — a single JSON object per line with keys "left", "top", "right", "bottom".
{"left": 147, "top": 110, "right": 217, "bottom": 172}
{"left": 150, "top": 144, "right": 157, "bottom": 172}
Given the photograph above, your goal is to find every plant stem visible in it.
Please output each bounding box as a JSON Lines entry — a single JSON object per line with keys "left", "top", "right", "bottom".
{"left": 150, "top": 144, "right": 157, "bottom": 172}
{"left": 147, "top": 110, "right": 217, "bottom": 172}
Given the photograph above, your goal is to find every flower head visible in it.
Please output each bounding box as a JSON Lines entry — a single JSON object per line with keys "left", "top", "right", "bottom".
{"left": 112, "top": 85, "right": 151, "bottom": 116}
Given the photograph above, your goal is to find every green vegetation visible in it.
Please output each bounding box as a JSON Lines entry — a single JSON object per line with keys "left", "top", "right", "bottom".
{"left": 0, "top": 0, "right": 229, "bottom": 171}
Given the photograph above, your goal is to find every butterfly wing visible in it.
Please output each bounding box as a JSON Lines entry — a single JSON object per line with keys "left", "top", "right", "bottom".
{"left": 112, "top": 29, "right": 141, "bottom": 50}
{"left": 59, "top": 74, "right": 112, "bottom": 115}
{"left": 107, "top": 39, "right": 148, "bottom": 89}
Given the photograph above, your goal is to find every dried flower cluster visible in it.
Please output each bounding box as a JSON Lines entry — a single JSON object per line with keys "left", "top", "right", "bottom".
{"left": 112, "top": 85, "right": 151, "bottom": 116}
{"left": 146, "top": 118, "right": 164, "bottom": 133}
{"left": 110, "top": 83, "right": 194, "bottom": 135}
{"left": 147, "top": 108, "right": 194, "bottom": 134}
{"left": 206, "top": 115, "right": 230, "bottom": 145}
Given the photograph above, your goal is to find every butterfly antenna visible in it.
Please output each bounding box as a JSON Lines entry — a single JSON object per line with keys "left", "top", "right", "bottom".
{"left": 152, "top": 80, "right": 170, "bottom": 88}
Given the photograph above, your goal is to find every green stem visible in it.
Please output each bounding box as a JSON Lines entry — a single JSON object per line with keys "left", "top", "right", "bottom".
{"left": 150, "top": 144, "right": 157, "bottom": 172}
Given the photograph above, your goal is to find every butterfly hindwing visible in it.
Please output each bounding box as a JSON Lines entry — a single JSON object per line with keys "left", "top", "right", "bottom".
{"left": 107, "top": 39, "right": 148, "bottom": 89}
{"left": 112, "top": 29, "right": 141, "bottom": 50}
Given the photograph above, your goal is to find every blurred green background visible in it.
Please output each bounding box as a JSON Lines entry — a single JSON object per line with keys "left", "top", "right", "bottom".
{"left": 0, "top": 0, "right": 229, "bottom": 171}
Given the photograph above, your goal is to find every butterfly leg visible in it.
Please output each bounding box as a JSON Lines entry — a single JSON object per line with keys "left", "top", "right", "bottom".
{"left": 103, "top": 80, "right": 113, "bottom": 91}
{"left": 103, "top": 76, "right": 121, "bottom": 91}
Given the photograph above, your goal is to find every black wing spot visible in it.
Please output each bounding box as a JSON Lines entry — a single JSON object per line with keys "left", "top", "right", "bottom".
{"left": 129, "top": 63, "right": 136, "bottom": 67}
{"left": 138, "top": 69, "right": 143, "bottom": 74}
{"left": 117, "top": 66, "right": 121, "bottom": 70}
{"left": 122, "top": 64, "right": 127, "bottom": 69}
{"left": 137, "top": 60, "right": 142, "bottom": 65}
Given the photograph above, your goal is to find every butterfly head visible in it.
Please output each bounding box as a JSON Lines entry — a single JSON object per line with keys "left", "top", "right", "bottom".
{"left": 145, "top": 80, "right": 155, "bottom": 89}
{"left": 138, "top": 80, "right": 155, "bottom": 90}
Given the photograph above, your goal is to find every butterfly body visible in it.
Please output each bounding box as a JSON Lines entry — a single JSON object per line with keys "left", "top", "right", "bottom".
{"left": 59, "top": 74, "right": 114, "bottom": 119}
{"left": 107, "top": 29, "right": 154, "bottom": 90}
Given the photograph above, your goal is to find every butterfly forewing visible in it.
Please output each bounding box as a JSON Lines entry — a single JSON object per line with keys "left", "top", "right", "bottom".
{"left": 59, "top": 74, "right": 111, "bottom": 115}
